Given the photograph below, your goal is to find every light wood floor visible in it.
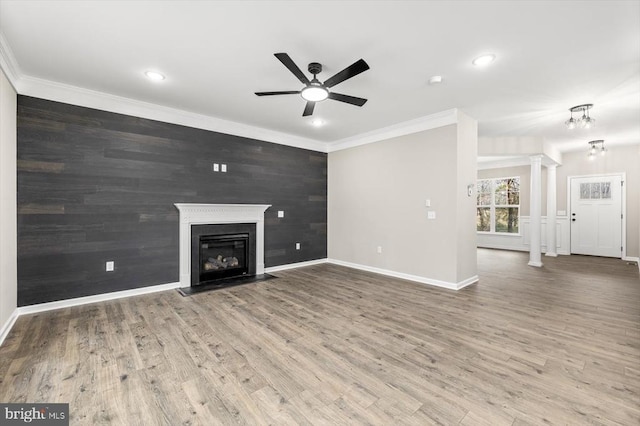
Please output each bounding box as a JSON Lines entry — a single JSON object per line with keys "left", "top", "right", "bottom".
{"left": 1, "top": 249, "right": 638, "bottom": 425}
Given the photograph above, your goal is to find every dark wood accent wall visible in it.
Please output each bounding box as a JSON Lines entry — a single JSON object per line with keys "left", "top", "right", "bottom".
{"left": 16, "top": 96, "right": 327, "bottom": 306}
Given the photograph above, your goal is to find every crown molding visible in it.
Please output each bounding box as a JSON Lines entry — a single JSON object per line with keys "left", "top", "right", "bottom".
{"left": 0, "top": 30, "right": 459, "bottom": 154}
{"left": 16, "top": 75, "right": 328, "bottom": 153}
{"left": 0, "top": 31, "right": 20, "bottom": 90}
{"left": 326, "top": 109, "right": 458, "bottom": 153}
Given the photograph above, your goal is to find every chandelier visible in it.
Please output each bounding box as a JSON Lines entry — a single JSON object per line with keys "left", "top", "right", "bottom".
{"left": 565, "top": 104, "right": 595, "bottom": 129}
{"left": 587, "top": 140, "right": 606, "bottom": 160}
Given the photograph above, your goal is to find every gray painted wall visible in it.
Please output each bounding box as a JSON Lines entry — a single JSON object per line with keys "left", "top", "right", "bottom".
{"left": 328, "top": 117, "right": 478, "bottom": 286}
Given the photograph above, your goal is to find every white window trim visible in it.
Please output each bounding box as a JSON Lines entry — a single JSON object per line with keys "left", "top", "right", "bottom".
{"left": 477, "top": 176, "right": 521, "bottom": 235}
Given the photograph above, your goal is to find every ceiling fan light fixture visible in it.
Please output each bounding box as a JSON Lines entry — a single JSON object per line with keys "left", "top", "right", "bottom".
{"left": 582, "top": 115, "right": 595, "bottom": 129}
{"left": 256, "top": 53, "right": 369, "bottom": 116}
{"left": 565, "top": 117, "right": 577, "bottom": 129}
{"left": 566, "top": 104, "right": 594, "bottom": 129}
{"left": 587, "top": 140, "right": 605, "bottom": 160}
{"left": 301, "top": 85, "right": 329, "bottom": 102}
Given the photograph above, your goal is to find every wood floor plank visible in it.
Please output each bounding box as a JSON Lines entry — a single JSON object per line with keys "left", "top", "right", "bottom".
{"left": 1, "top": 249, "right": 638, "bottom": 424}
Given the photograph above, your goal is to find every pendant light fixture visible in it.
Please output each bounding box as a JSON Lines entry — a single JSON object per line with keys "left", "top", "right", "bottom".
{"left": 565, "top": 104, "right": 595, "bottom": 129}
{"left": 587, "top": 140, "right": 606, "bottom": 160}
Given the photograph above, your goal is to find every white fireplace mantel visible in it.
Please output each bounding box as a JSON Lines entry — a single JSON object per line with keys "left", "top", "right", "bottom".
{"left": 175, "top": 203, "right": 271, "bottom": 287}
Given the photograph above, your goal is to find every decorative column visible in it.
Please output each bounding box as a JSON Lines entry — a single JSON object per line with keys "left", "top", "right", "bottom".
{"left": 545, "top": 164, "right": 558, "bottom": 257}
{"left": 528, "top": 155, "right": 543, "bottom": 267}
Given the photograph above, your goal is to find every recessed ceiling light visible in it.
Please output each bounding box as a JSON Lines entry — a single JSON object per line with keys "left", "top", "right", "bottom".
{"left": 311, "top": 118, "right": 325, "bottom": 127}
{"left": 144, "top": 71, "right": 165, "bottom": 81}
{"left": 428, "top": 75, "right": 443, "bottom": 85}
{"left": 472, "top": 54, "right": 496, "bottom": 67}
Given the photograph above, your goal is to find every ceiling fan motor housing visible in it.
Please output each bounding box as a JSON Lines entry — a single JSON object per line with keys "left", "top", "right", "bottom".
{"left": 308, "top": 62, "right": 322, "bottom": 75}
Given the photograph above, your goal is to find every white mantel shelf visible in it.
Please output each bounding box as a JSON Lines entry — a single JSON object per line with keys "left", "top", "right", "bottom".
{"left": 175, "top": 203, "right": 271, "bottom": 288}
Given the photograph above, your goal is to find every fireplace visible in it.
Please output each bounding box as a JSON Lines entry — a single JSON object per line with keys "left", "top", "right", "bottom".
{"left": 191, "top": 223, "right": 256, "bottom": 286}
{"left": 175, "top": 204, "right": 271, "bottom": 289}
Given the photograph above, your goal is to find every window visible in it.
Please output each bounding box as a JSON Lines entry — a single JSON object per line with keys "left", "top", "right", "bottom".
{"left": 476, "top": 177, "right": 520, "bottom": 234}
{"left": 580, "top": 181, "right": 611, "bottom": 200}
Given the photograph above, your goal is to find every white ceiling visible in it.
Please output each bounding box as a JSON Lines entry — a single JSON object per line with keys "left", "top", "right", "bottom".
{"left": 0, "top": 0, "right": 638, "bottom": 154}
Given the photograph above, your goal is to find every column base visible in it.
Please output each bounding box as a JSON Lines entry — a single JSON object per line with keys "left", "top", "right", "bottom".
{"left": 545, "top": 252, "right": 558, "bottom": 257}
{"left": 528, "top": 261, "right": 543, "bottom": 267}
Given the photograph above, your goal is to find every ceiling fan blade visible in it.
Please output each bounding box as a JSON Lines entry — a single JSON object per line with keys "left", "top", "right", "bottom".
{"left": 328, "top": 92, "right": 368, "bottom": 107}
{"left": 323, "top": 59, "right": 369, "bottom": 88}
{"left": 274, "top": 53, "right": 310, "bottom": 85}
{"left": 302, "top": 101, "right": 315, "bottom": 116}
{"left": 255, "top": 91, "right": 301, "bottom": 96}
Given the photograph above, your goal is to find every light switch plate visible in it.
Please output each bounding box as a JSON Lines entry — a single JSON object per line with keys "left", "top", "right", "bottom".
{"left": 106, "top": 261, "right": 114, "bottom": 272}
{"left": 427, "top": 211, "right": 436, "bottom": 219}
{"left": 213, "top": 163, "right": 219, "bottom": 172}
{"left": 296, "top": 242, "right": 300, "bottom": 250}
{"left": 278, "top": 210, "right": 284, "bottom": 218}
{"left": 425, "top": 199, "right": 431, "bottom": 207}
{"left": 221, "top": 164, "right": 227, "bottom": 172}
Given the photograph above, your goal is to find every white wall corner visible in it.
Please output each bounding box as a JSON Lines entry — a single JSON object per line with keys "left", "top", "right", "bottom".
{"left": 0, "top": 31, "right": 21, "bottom": 90}
{"left": 0, "top": 308, "right": 19, "bottom": 347}
{"left": 543, "top": 139, "right": 562, "bottom": 165}
{"left": 0, "top": 66, "right": 18, "bottom": 348}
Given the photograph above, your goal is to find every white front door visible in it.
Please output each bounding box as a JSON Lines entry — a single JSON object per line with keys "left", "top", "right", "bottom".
{"left": 570, "top": 175, "right": 623, "bottom": 257}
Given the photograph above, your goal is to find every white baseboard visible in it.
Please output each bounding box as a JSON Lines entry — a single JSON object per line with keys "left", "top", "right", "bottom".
{"left": 327, "top": 258, "right": 478, "bottom": 291}
{"left": 622, "top": 256, "right": 640, "bottom": 273}
{"left": 0, "top": 309, "right": 19, "bottom": 347}
{"left": 1, "top": 258, "right": 331, "bottom": 346}
{"left": 478, "top": 243, "right": 570, "bottom": 256}
{"left": 265, "top": 258, "right": 328, "bottom": 273}
{"left": 16, "top": 281, "right": 181, "bottom": 316}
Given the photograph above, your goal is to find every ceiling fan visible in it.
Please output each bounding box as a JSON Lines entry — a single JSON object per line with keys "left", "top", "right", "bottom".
{"left": 255, "top": 53, "right": 370, "bottom": 117}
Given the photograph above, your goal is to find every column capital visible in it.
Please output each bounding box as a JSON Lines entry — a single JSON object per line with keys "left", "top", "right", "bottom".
{"left": 529, "top": 154, "right": 544, "bottom": 163}
{"left": 545, "top": 163, "right": 558, "bottom": 170}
